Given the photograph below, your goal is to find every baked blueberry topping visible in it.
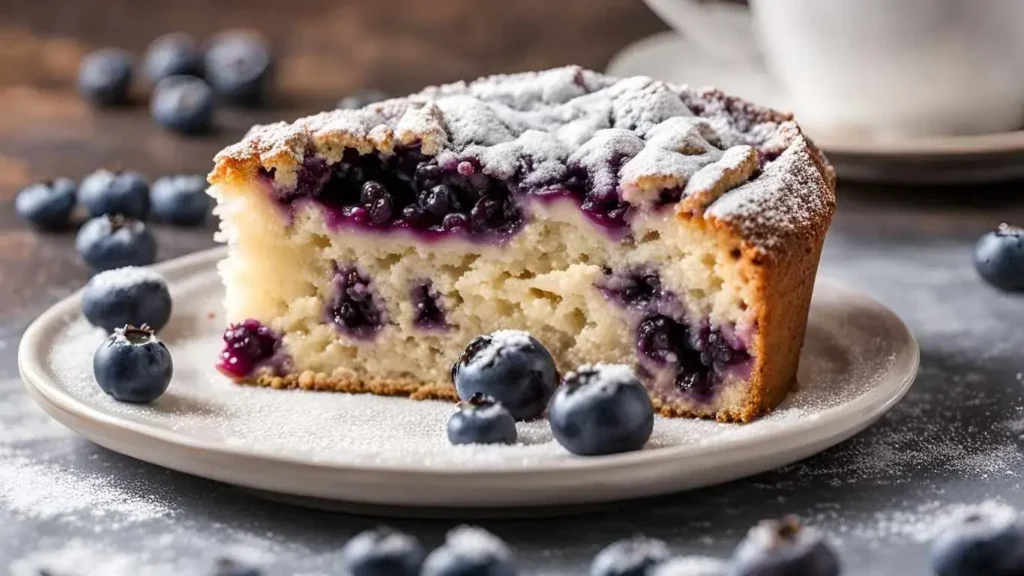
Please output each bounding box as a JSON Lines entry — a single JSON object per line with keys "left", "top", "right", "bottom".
{"left": 78, "top": 48, "right": 133, "bottom": 106}
{"left": 142, "top": 32, "right": 203, "bottom": 83}
{"left": 973, "top": 223, "right": 1024, "bottom": 292}
{"left": 421, "top": 526, "right": 517, "bottom": 576}
{"left": 340, "top": 526, "right": 426, "bottom": 576}
{"left": 337, "top": 88, "right": 390, "bottom": 110}
{"left": 730, "top": 516, "right": 840, "bottom": 576}
{"left": 151, "top": 175, "right": 211, "bottom": 226}
{"left": 451, "top": 330, "right": 558, "bottom": 421}
{"left": 421, "top": 184, "right": 460, "bottom": 219}
{"left": 75, "top": 215, "right": 157, "bottom": 271}
{"left": 15, "top": 178, "right": 77, "bottom": 230}
{"left": 82, "top": 266, "right": 172, "bottom": 333}
{"left": 447, "top": 393, "right": 518, "bottom": 446}
{"left": 93, "top": 325, "right": 173, "bottom": 403}
{"left": 79, "top": 168, "right": 151, "bottom": 220}
{"left": 930, "top": 504, "right": 1024, "bottom": 576}
{"left": 361, "top": 181, "right": 394, "bottom": 225}
{"left": 327, "top": 267, "right": 387, "bottom": 339}
{"left": 150, "top": 75, "right": 214, "bottom": 134}
{"left": 217, "top": 319, "right": 283, "bottom": 379}
{"left": 411, "top": 282, "right": 447, "bottom": 329}
{"left": 590, "top": 536, "right": 671, "bottom": 576}
{"left": 547, "top": 363, "right": 654, "bottom": 456}
{"left": 204, "top": 30, "right": 273, "bottom": 106}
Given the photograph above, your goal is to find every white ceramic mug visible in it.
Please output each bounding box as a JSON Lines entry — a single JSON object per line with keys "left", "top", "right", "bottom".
{"left": 644, "top": 0, "right": 1024, "bottom": 138}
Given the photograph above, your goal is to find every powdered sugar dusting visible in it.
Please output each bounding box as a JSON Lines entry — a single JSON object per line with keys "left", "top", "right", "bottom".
{"left": 467, "top": 329, "right": 535, "bottom": 370}
{"left": 85, "top": 266, "right": 167, "bottom": 293}
{"left": 651, "top": 556, "right": 727, "bottom": 576}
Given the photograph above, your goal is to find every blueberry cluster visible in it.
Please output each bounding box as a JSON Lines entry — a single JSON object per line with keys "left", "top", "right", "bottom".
{"left": 78, "top": 30, "right": 275, "bottom": 134}
{"left": 15, "top": 169, "right": 211, "bottom": 271}
{"left": 217, "top": 319, "right": 284, "bottom": 380}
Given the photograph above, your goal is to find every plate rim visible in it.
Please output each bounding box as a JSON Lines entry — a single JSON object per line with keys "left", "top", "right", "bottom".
{"left": 18, "top": 247, "right": 920, "bottom": 481}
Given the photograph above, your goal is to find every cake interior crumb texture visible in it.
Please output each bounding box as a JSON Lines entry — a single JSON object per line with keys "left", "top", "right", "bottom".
{"left": 208, "top": 66, "right": 836, "bottom": 422}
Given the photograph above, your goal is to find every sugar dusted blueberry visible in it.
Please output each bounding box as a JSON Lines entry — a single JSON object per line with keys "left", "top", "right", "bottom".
{"left": 76, "top": 215, "right": 157, "bottom": 271}
{"left": 451, "top": 330, "right": 558, "bottom": 421}
{"left": 151, "top": 75, "right": 214, "bottom": 134}
{"left": 548, "top": 363, "right": 653, "bottom": 456}
{"left": 730, "top": 516, "right": 840, "bottom": 576}
{"left": 15, "top": 178, "right": 77, "bottom": 230}
{"left": 447, "top": 393, "right": 518, "bottom": 446}
{"left": 82, "top": 266, "right": 172, "bottom": 333}
{"left": 143, "top": 32, "right": 203, "bottom": 83}
{"left": 340, "top": 526, "right": 425, "bottom": 576}
{"left": 974, "top": 224, "right": 1024, "bottom": 292}
{"left": 327, "top": 267, "right": 387, "bottom": 339}
{"left": 649, "top": 557, "right": 727, "bottom": 576}
{"left": 204, "top": 30, "right": 273, "bottom": 106}
{"left": 590, "top": 536, "right": 671, "bottom": 576}
{"left": 78, "top": 48, "right": 133, "bottom": 106}
{"left": 93, "top": 325, "right": 173, "bottom": 403}
{"left": 421, "top": 525, "right": 517, "bottom": 576}
{"left": 217, "top": 319, "right": 282, "bottom": 379}
{"left": 151, "top": 175, "right": 211, "bottom": 226}
{"left": 930, "top": 503, "right": 1024, "bottom": 576}
{"left": 338, "top": 88, "right": 390, "bottom": 110}
{"left": 79, "top": 168, "right": 151, "bottom": 220}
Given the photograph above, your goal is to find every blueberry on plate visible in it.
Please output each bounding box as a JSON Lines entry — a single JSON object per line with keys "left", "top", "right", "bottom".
{"left": 151, "top": 174, "right": 211, "bottom": 225}
{"left": 930, "top": 503, "right": 1024, "bottom": 576}
{"left": 204, "top": 30, "right": 273, "bottom": 106}
{"left": 421, "top": 525, "right": 517, "bottom": 576}
{"left": 547, "top": 363, "right": 653, "bottom": 456}
{"left": 730, "top": 516, "right": 840, "bottom": 576}
{"left": 590, "top": 535, "right": 671, "bottom": 576}
{"left": 143, "top": 32, "right": 203, "bottom": 83}
{"left": 93, "top": 324, "right": 173, "bottom": 403}
{"left": 151, "top": 75, "right": 214, "bottom": 134}
{"left": 82, "top": 266, "right": 172, "bottom": 333}
{"left": 340, "top": 526, "right": 425, "bottom": 576}
{"left": 447, "top": 393, "right": 518, "bottom": 446}
{"left": 79, "top": 168, "right": 150, "bottom": 220}
{"left": 15, "top": 178, "right": 77, "bottom": 230}
{"left": 211, "top": 557, "right": 262, "bottom": 576}
{"left": 973, "top": 224, "right": 1024, "bottom": 291}
{"left": 76, "top": 215, "right": 157, "bottom": 271}
{"left": 338, "top": 88, "right": 390, "bottom": 110}
{"left": 649, "top": 557, "right": 727, "bottom": 576}
{"left": 451, "top": 330, "right": 558, "bottom": 421}
{"left": 78, "top": 48, "right": 133, "bottom": 106}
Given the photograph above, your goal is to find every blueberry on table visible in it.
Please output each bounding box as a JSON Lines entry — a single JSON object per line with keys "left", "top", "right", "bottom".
{"left": 14, "top": 178, "right": 77, "bottom": 230}
{"left": 974, "top": 224, "right": 1024, "bottom": 291}
{"left": 340, "top": 526, "right": 425, "bottom": 576}
{"left": 151, "top": 75, "right": 214, "bottom": 134}
{"left": 590, "top": 535, "right": 671, "bottom": 576}
{"left": 78, "top": 48, "right": 133, "bottom": 106}
{"left": 79, "top": 168, "right": 150, "bottom": 220}
{"left": 204, "top": 30, "right": 273, "bottom": 106}
{"left": 547, "top": 364, "right": 653, "bottom": 456}
{"left": 730, "top": 516, "right": 840, "bottom": 576}
{"left": 151, "top": 174, "right": 211, "bottom": 226}
{"left": 338, "top": 88, "right": 390, "bottom": 110}
{"left": 930, "top": 503, "right": 1024, "bottom": 576}
{"left": 421, "top": 525, "right": 517, "bottom": 576}
{"left": 447, "top": 393, "right": 517, "bottom": 446}
{"left": 143, "top": 32, "right": 203, "bottom": 83}
{"left": 451, "top": 330, "right": 558, "bottom": 421}
{"left": 76, "top": 215, "right": 157, "bottom": 271}
{"left": 93, "top": 325, "right": 173, "bottom": 403}
{"left": 82, "top": 266, "right": 172, "bottom": 333}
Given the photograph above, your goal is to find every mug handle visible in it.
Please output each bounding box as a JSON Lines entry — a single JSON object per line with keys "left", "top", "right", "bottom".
{"left": 642, "top": 0, "right": 762, "bottom": 66}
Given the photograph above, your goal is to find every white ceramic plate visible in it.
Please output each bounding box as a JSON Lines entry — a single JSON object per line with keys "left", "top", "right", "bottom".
{"left": 607, "top": 31, "right": 1024, "bottom": 184}
{"left": 19, "top": 248, "right": 918, "bottom": 511}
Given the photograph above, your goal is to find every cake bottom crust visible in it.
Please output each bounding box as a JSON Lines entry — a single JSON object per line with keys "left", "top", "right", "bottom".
{"left": 238, "top": 372, "right": 794, "bottom": 423}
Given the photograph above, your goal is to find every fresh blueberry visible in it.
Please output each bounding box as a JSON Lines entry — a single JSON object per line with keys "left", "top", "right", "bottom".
{"left": 14, "top": 178, "right": 77, "bottom": 230}
{"left": 930, "top": 503, "right": 1024, "bottom": 576}
{"left": 79, "top": 168, "right": 150, "bottom": 219}
{"left": 151, "top": 175, "right": 211, "bottom": 225}
{"left": 76, "top": 215, "right": 157, "bottom": 271}
{"left": 78, "top": 48, "right": 133, "bottom": 106}
{"left": 204, "top": 30, "right": 273, "bottom": 106}
{"left": 974, "top": 224, "right": 1024, "bottom": 291}
{"left": 447, "top": 393, "right": 518, "bottom": 446}
{"left": 337, "top": 88, "right": 390, "bottom": 110}
{"left": 451, "top": 330, "right": 558, "bottom": 421}
{"left": 82, "top": 266, "right": 172, "bottom": 333}
{"left": 649, "top": 557, "right": 727, "bottom": 576}
{"left": 361, "top": 181, "right": 394, "bottom": 225}
{"left": 340, "top": 526, "right": 426, "bottom": 576}
{"left": 143, "top": 32, "right": 203, "bottom": 83}
{"left": 151, "top": 75, "right": 214, "bottom": 134}
{"left": 421, "top": 526, "right": 517, "bottom": 576}
{"left": 547, "top": 363, "right": 653, "bottom": 456}
{"left": 93, "top": 325, "right": 173, "bottom": 403}
{"left": 211, "top": 557, "right": 262, "bottom": 576}
{"left": 590, "top": 536, "right": 671, "bottom": 576}
{"left": 730, "top": 516, "right": 840, "bottom": 576}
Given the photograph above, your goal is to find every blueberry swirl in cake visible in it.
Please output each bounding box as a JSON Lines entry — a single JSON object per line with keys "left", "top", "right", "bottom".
{"left": 208, "top": 66, "right": 835, "bottom": 422}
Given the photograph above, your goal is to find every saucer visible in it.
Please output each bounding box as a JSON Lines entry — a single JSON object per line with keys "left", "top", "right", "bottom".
{"left": 608, "top": 32, "right": 1024, "bottom": 184}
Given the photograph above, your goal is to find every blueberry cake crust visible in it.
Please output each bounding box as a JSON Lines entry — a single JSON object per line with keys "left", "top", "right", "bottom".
{"left": 208, "top": 66, "right": 835, "bottom": 422}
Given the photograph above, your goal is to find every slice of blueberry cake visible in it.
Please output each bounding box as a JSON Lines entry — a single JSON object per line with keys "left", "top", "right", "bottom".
{"left": 208, "top": 66, "right": 835, "bottom": 422}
